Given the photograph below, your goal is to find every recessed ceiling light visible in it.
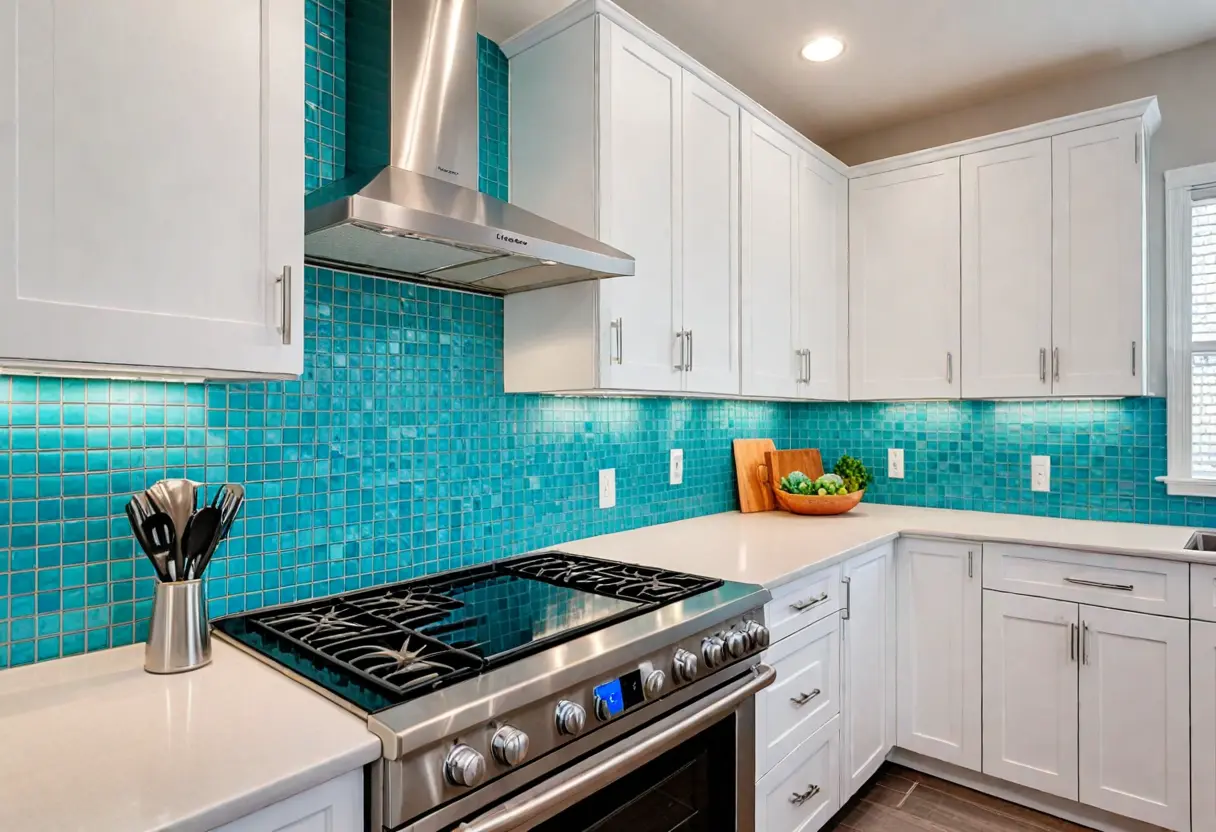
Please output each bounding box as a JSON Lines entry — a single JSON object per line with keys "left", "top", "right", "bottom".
{"left": 801, "top": 36, "right": 844, "bottom": 62}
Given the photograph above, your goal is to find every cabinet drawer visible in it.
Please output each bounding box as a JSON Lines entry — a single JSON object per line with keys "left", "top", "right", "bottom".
{"left": 1192, "top": 564, "right": 1216, "bottom": 623}
{"left": 757, "top": 715, "right": 840, "bottom": 832}
{"left": 757, "top": 613, "right": 840, "bottom": 778}
{"left": 982, "top": 543, "right": 1189, "bottom": 617}
{"left": 766, "top": 564, "right": 842, "bottom": 643}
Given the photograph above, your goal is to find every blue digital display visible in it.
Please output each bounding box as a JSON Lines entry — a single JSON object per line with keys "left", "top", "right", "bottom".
{"left": 594, "top": 679, "right": 625, "bottom": 716}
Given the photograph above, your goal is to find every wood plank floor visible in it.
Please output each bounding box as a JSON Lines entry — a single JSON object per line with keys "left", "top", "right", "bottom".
{"left": 823, "top": 764, "right": 1096, "bottom": 832}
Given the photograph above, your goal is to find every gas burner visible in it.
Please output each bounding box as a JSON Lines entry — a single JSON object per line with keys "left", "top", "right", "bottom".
{"left": 349, "top": 588, "right": 464, "bottom": 629}
{"left": 504, "top": 555, "right": 721, "bottom": 605}
{"left": 332, "top": 632, "right": 476, "bottom": 691}
{"left": 258, "top": 605, "right": 375, "bottom": 648}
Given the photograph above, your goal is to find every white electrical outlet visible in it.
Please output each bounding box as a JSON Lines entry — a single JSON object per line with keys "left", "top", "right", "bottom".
{"left": 670, "top": 449, "right": 684, "bottom": 485}
{"left": 599, "top": 468, "right": 616, "bottom": 508}
{"left": 888, "top": 448, "right": 905, "bottom": 479}
{"left": 1031, "top": 456, "right": 1051, "bottom": 492}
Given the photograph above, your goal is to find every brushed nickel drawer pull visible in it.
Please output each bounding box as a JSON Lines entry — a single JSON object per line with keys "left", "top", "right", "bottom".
{"left": 1064, "top": 577, "right": 1134, "bottom": 592}
{"left": 789, "top": 784, "right": 821, "bottom": 806}
{"left": 790, "top": 688, "right": 821, "bottom": 707}
{"left": 789, "top": 592, "right": 829, "bottom": 613}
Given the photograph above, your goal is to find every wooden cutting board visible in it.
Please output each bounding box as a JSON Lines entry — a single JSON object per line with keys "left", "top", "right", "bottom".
{"left": 733, "top": 438, "right": 777, "bottom": 512}
{"left": 765, "top": 449, "right": 825, "bottom": 487}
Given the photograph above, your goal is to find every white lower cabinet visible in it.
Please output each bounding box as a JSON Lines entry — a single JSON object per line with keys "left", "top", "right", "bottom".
{"left": 756, "top": 715, "right": 841, "bottom": 832}
{"left": 757, "top": 612, "right": 840, "bottom": 777}
{"left": 896, "top": 538, "right": 982, "bottom": 771}
{"left": 982, "top": 590, "right": 1079, "bottom": 800}
{"left": 211, "top": 769, "right": 363, "bottom": 832}
{"left": 1193, "top": 620, "right": 1216, "bottom": 832}
{"left": 1078, "top": 606, "right": 1190, "bottom": 831}
{"left": 840, "top": 544, "right": 895, "bottom": 801}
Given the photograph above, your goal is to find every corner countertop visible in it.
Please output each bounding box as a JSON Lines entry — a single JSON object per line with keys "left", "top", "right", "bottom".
{"left": 0, "top": 641, "right": 381, "bottom": 832}
{"left": 556, "top": 504, "right": 1209, "bottom": 588}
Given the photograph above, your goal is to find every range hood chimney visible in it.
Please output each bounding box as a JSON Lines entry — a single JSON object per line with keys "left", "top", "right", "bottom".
{"left": 304, "top": 0, "right": 634, "bottom": 293}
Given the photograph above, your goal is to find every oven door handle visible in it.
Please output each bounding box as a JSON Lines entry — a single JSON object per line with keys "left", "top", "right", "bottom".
{"left": 457, "top": 663, "right": 776, "bottom": 832}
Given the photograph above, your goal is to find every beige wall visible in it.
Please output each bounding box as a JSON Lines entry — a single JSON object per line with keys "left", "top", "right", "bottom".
{"left": 827, "top": 38, "right": 1216, "bottom": 390}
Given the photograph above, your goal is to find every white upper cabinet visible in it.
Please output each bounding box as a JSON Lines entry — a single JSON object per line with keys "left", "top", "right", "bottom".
{"left": 849, "top": 159, "right": 961, "bottom": 400}
{"left": 741, "top": 114, "right": 800, "bottom": 399}
{"left": 598, "top": 24, "right": 683, "bottom": 392}
{"left": 1052, "top": 118, "right": 1147, "bottom": 396}
{"left": 896, "top": 538, "right": 982, "bottom": 772}
{"left": 0, "top": 0, "right": 304, "bottom": 378}
{"left": 680, "top": 71, "right": 739, "bottom": 395}
{"left": 961, "top": 139, "right": 1053, "bottom": 399}
{"left": 798, "top": 152, "right": 849, "bottom": 401}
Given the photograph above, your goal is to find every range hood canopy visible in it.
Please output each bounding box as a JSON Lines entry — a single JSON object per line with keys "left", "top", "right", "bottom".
{"left": 304, "top": 0, "right": 634, "bottom": 293}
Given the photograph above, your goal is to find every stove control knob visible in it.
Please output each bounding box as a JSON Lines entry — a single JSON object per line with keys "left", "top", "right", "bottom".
{"left": 702, "top": 635, "right": 725, "bottom": 669}
{"left": 672, "top": 648, "right": 698, "bottom": 684}
{"left": 491, "top": 725, "right": 530, "bottom": 767}
{"left": 444, "top": 744, "right": 486, "bottom": 788}
{"left": 725, "top": 630, "right": 747, "bottom": 659}
{"left": 643, "top": 669, "right": 667, "bottom": 701}
{"left": 743, "top": 620, "right": 771, "bottom": 650}
{"left": 594, "top": 693, "right": 612, "bottom": 722}
{"left": 555, "top": 700, "right": 587, "bottom": 736}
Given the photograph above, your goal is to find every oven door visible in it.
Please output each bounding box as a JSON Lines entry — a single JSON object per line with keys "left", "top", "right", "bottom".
{"left": 425, "top": 663, "right": 774, "bottom": 832}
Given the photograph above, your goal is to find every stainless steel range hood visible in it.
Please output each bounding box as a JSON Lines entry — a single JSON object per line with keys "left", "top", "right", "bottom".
{"left": 305, "top": 0, "right": 633, "bottom": 293}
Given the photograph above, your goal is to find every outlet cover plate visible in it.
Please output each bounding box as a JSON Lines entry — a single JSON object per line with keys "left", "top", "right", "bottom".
{"left": 888, "top": 448, "right": 905, "bottom": 480}
{"left": 670, "top": 449, "right": 684, "bottom": 485}
{"left": 599, "top": 468, "right": 616, "bottom": 508}
{"left": 1031, "top": 456, "right": 1051, "bottom": 492}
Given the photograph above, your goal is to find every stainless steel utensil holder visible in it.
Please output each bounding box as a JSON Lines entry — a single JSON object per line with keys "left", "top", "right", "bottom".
{"left": 145, "top": 579, "right": 211, "bottom": 674}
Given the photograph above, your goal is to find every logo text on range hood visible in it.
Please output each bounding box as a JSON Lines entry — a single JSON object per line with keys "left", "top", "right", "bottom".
{"left": 302, "top": 0, "right": 634, "bottom": 294}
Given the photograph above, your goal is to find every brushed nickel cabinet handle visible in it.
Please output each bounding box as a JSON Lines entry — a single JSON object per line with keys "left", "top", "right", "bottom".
{"left": 1070, "top": 623, "right": 1077, "bottom": 662}
{"left": 610, "top": 318, "right": 624, "bottom": 365}
{"left": 1064, "top": 577, "right": 1134, "bottom": 592}
{"left": 968, "top": 551, "right": 974, "bottom": 579}
{"left": 789, "top": 592, "right": 828, "bottom": 613}
{"left": 841, "top": 576, "right": 851, "bottom": 620}
{"left": 686, "top": 330, "right": 694, "bottom": 372}
{"left": 1040, "top": 348, "right": 1047, "bottom": 383}
{"left": 1082, "top": 621, "right": 1090, "bottom": 665}
{"left": 276, "top": 266, "right": 292, "bottom": 345}
{"left": 1132, "top": 341, "right": 1137, "bottom": 377}
{"left": 946, "top": 352, "right": 953, "bottom": 383}
{"left": 674, "top": 331, "right": 686, "bottom": 370}
{"left": 789, "top": 784, "right": 821, "bottom": 806}
{"left": 1053, "top": 347, "right": 1060, "bottom": 382}
{"left": 790, "top": 688, "right": 821, "bottom": 707}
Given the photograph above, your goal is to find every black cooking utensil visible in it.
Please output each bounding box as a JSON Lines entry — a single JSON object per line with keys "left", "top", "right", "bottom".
{"left": 191, "top": 487, "right": 243, "bottom": 578}
{"left": 140, "top": 508, "right": 178, "bottom": 582}
{"left": 126, "top": 500, "right": 170, "bottom": 582}
{"left": 183, "top": 506, "right": 221, "bottom": 579}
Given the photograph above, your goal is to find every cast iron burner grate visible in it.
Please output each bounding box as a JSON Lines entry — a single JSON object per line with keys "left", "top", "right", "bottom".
{"left": 501, "top": 554, "right": 721, "bottom": 602}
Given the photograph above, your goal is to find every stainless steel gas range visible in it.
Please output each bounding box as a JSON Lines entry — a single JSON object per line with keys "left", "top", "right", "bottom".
{"left": 215, "top": 552, "right": 774, "bottom": 831}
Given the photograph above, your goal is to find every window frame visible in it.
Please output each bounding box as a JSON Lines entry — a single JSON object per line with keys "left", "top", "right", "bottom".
{"left": 1161, "top": 161, "right": 1216, "bottom": 496}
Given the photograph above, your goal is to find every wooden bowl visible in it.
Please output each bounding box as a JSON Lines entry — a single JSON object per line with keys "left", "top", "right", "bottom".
{"left": 772, "top": 488, "right": 865, "bottom": 516}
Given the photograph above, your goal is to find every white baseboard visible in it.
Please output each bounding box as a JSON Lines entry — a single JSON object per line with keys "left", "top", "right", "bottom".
{"left": 888, "top": 749, "right": 1170, "bottom": 832}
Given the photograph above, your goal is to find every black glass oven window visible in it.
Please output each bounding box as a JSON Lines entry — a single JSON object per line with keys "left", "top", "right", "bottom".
{"left": 531, "top": 713, "right": 737, "bottom": 832}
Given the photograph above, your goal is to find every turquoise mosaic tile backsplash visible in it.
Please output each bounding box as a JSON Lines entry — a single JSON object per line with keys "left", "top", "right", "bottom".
{"left": 0, "top": 0, "right": 1204, "bottom": 671}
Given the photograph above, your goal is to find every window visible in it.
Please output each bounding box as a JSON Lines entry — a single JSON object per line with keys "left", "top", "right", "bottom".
{"left": 1163, "top": 162, "right": 1216, "bottom": 495}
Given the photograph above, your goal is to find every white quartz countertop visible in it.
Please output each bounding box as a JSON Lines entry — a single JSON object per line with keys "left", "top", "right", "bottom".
{"left": 0, "top": 641, "right": 381, "bottom": 832}
{"left": 558, "top": 503, "right": 1210, "bottom": 588}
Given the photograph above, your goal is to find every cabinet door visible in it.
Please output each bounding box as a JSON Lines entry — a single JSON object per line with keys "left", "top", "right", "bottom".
{"left": 982, "top": 591, "right": 1078, "bottom": 800}
{"left": 896, "top": 538, "right": 981, "bottom": 771}
{"left": 1078, "top": 606, "right": 1189, "bottom": 831}
{"left": 961, "top": 139, "right": 1053, "bottom": 399}
{"left": 212, "top": 769, "right": 362, "bottom": 832}
{"left": 798, "top": 153, "right": 849, "bottom": 401}
{"left": 680, "top": 71, "right": 739, "bottom": 395}
{"left": 849, "top": 159, "right": 961, "bottom": 400}
{"left": 841, "top": 544, "right": 895, "bottom": 800}
{"left": 0, "top": 0, "right": 304, "bottom": 377}
{"left": 1052, "top": 118, "right": 1146, "bottom": 397}
{"left": 598, "top": 22, "right": 682, "bottom": 391}
{"left": 1193, "top": 621, "right": 1216, "bottom": 832}
{"left": 741, "top": 114, "right": 799, "bottom": 399}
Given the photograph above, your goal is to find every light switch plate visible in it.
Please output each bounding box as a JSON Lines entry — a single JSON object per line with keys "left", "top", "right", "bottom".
{"left": 599, "top": 468, "right": 616, "bottom": 508}
{"left": 670, "top": 449, "right": 684, "bottom": 485}
{"left": 1031, "top": 455, "right": 1051, "bottom": 492}
{"left": 888, "top": 448, "right": 905, "bottom": 480}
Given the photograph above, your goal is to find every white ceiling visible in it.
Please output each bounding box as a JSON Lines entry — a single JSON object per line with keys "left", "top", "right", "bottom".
{"left": 478, "top": 0, "right": 1216, "bottom": 143}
